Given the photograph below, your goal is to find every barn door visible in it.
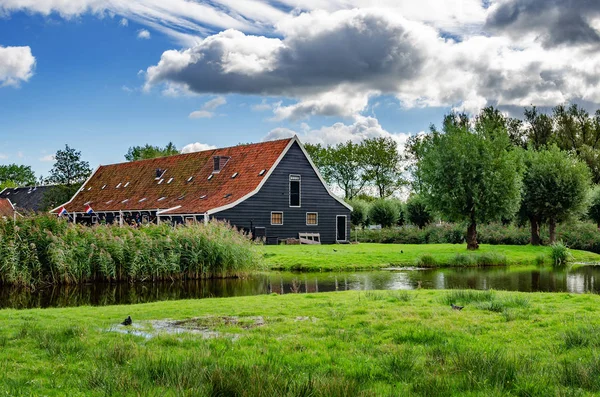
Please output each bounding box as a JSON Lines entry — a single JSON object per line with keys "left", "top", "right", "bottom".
{"left": 336, "top": 215, "right": 347, "bottom": 242}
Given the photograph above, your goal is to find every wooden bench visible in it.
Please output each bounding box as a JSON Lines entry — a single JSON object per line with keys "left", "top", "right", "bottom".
{"left": 299, "top": 233, "right": 321, "bottom": 245}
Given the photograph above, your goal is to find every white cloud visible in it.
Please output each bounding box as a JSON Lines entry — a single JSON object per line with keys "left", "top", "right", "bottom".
{"left": 0, "top": 46, "right": 36, "bottom": 87}
{"left": 39, "top": 155, "right": 54, "bottom": 162}
{"left": 264, "top": 115, "right": 412, "bottom": 151}
{"left": 181, "top": 142, "right": 217, "bottom": 153}
{"left": 17, "top": 152, "right": 24, "bottom": 158}
{"left": 119, "top": 17, "right": 128, "bottom": 27}
{"left": 121, "top": 85, "right": 134, "bottom": 93}
{"left": 188, "top": 96, "right": 226, "bottom": 118}
{"left": 188, "top": 110, "right": 214, "bottom": 119}
{"left": 137, "top": 29, "right": 151, "bottom": 39}
{"left": 252, "top": 98, "right": 272, "bottom": 111}
{"left": 0, "top": 154, "right": 8, "bottom": 160}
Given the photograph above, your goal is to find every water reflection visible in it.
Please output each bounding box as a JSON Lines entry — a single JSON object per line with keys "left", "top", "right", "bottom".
{"left": 2, "top": 266, "right": 600, "bottom": 309}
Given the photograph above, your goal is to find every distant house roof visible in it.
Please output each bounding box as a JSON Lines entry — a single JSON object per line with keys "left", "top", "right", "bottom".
{"left": 0, "top": 186, "right": 52, "bottom": 212}
{"left": 0, "top": 198, "right": 16, "bottom": 218}
{"left": 54, "top": 138, "right": 298, "bottom": 215}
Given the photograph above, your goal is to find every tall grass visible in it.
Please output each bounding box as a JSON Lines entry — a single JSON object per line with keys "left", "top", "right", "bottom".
{"left": 550, "top": 241, "right": 573, "bottom": 268}
{"left": 0, "top": 215, "right": 262, "bottom": 286}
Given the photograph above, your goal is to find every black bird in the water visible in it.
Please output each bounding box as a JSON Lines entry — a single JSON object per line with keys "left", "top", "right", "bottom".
{"left": 121, "top": 316, "right": 132, "bottom": 326}
{"left": 451, "top": 304, "right": 464, "bottom": 311}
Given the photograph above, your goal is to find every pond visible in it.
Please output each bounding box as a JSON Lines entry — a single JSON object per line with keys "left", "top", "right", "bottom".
{"left": 3, "top": 265, "right": 600, "bottom": 309}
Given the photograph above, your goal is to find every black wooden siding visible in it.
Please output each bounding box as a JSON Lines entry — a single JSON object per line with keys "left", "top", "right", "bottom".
{"left": 213, "top": 142, "right": 351, "bottom": 244}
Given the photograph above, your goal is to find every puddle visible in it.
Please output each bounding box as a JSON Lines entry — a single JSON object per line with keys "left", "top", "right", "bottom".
{"left": 105, "top": 316, "right": 266, "bottom": 340}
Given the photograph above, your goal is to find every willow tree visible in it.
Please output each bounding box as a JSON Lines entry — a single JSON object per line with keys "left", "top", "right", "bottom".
{"left": 522, "top": 146, "right": 591, "bottom": 244}
{"left": 419, "top": 108, "right": 523, "bottom": 250}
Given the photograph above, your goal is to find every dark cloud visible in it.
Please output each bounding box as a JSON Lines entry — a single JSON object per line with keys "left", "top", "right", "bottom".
{"left": 146, "top": 12, "right": 425, "bottom": 97}
{"left": 486, "top": 0, "right": 600, "bottom": 48}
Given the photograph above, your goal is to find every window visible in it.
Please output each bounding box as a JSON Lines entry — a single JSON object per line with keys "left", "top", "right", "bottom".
{"left": 213, "top": 156, "right": 221, "bottom": 172}
{"left": 289, "top": 174, "right": 301, "bottom": 207}
{"left": 271, "top": 212, "right": 283, "bottom": 225}
{"left": 124, "top": 182, "right": 130, "bottom": 187}
{"left": 102, "top": 185, "right": 107, "bottom": 190}
{"left": 231, "top": 172, "right": 238, "bottom": 179}
{"left": 306, "top": 212, "right": 318, "bottom": 225}
{"left": 157, "top": 179, "right": 164, "bottom": 185}
{"left": 116, "top": 183, "right": 122, "bottom": 188}
{"left": 208, "top": 174, "right": 213, "bottom": 180}
{"left": 187, "top": 176, "right": 194, "bottom": 183}
{"left": 200, "top": 195, "right": 207, "bottom": 199}
{"left": 139, "top": 198, "right": 147, "bottom": 202}
{"left": 259, "top": 169, "right": 266, "bottom": 176}
{"left": 167, "top": 178, "right": 174, "bottom": 184}
{"left": 158, "top": 197, "right": 166, "bottom": 202}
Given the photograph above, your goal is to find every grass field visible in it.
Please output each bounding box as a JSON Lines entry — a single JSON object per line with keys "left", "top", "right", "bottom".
{"left": 263, "top": 243, "right": 600, "bottom": 271}
{"left": 2, "top": 290, "right": 600, "bottom": 396}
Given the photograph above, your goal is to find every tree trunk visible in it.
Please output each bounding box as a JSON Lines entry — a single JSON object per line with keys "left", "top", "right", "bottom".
{"left": 466, "top": 213, "right": 479, "bottom": 250}
{"left": 530, "top": 216, "right": 541, "bottom": 246}
{"left": 597, "top": 221, "right": 600, "bottom": 231}
{"left": 549, "top": 218, "right": 557, "bottom": 244}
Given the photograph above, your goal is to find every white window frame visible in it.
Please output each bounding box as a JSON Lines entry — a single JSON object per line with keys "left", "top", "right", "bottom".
{"left": 306, "top": 212, "right": 318, "bottom": 226}
{"left": 271, "top": 211, "right": 284, "bottom": 225}
{"left": 336, "top": 215, "right": 348, "bottom": 242}
{"left": 289, "top": 174, "right": 301, "bottom": 208}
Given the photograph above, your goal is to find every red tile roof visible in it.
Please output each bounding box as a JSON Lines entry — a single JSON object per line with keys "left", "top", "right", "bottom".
{"left": 56, "top": 138, "right": 294, "bottom": 215}
{"left": 0, "top": 198, "right": 15, "bottom": 218}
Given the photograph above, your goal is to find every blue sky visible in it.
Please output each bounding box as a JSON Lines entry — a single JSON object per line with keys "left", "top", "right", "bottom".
{"left": 1, "top": 1, "right": 598, "bottom": 178}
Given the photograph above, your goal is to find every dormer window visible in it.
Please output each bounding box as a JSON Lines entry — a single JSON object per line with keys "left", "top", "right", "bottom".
{"left": 155, "top": 169, "right": 166, "bottom": 180}
{"left": 212, "top": 156, "right": 230, "bottom": 173}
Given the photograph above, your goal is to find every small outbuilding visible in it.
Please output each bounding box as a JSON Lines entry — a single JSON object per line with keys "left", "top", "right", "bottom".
{"left": 0, "top": 185, "right": 52, "bottom": 213}
{"left": 53, "top": 137, "right": 352, "bottom": 244}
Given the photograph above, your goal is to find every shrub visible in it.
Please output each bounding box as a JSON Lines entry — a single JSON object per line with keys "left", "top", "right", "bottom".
{"left": 589, "top": 187, "right": 600, "bottom": 229}
{"left": 347, "top": 199, "right": 369, "bottom": 228}
{"left": 405, "top": 195, "right": 433, "bottom": 229}
{"left": 368, "top": 199, "right": 399, "bottom": 228}
{"left": 416, "top": 254, "right": 437, "bottom": 267}
{"left": 450, "top": 254, "right": 476, "bottom": 266}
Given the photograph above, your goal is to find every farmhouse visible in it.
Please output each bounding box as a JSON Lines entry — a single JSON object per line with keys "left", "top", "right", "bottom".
{"left": 0, "top": 185, "right": 52, "bottom": 213}
{"left": 53, "top": 137, "right": 352, "bottom": 244}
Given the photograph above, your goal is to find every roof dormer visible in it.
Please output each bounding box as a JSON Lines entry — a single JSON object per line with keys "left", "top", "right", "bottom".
{"left": 212, "top": 156, "right": 230, "bottom": 173}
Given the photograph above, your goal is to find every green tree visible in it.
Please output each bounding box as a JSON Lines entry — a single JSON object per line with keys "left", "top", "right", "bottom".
{"left": 588, "top": 187, "right": 600, "bottom": 230}
{"left": 362, "top": 137, "right": 404, "bottom": 198}
{"left": 46, "top": 145, "right": 91, "bottom": 186}
{"left": 368, "top": 199, "right": 399, "bottom": 228}
{"left": 553, "top": 104, "right": 600, "bottom": 184}
{"left": 524, "top": 106, "right": 554, "bottom": 150}
{"left": 522, "top": 146, "right": 591, "bottom": 244}
{"left": 305, "top": 141, "right": 368, "bottom": 199}
{"left": 0, "top": 164, "right": 36, "bottom": 189}
{"left": 419, "top": 110, "right": 523, "bottom": 250}
{"left": 125, "top": 142, "right": 179, "bottom": 161}
{"left": 406, "top": 194, "right": 433, "bottom": 229}
{"left": 42, "top": 145, "right": 92, "bottom": 212}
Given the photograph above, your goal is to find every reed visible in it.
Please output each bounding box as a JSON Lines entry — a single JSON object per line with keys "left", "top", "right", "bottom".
{"left": 0, "top": 215, "right": 263, "bottom": 286}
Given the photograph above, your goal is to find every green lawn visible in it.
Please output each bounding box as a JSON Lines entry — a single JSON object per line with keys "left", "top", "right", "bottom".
{"left": 3, "top": 290, "right": 600, "bottom": 395}
{"left": 263, "top": 243, "right": 600, "bottom": 271}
